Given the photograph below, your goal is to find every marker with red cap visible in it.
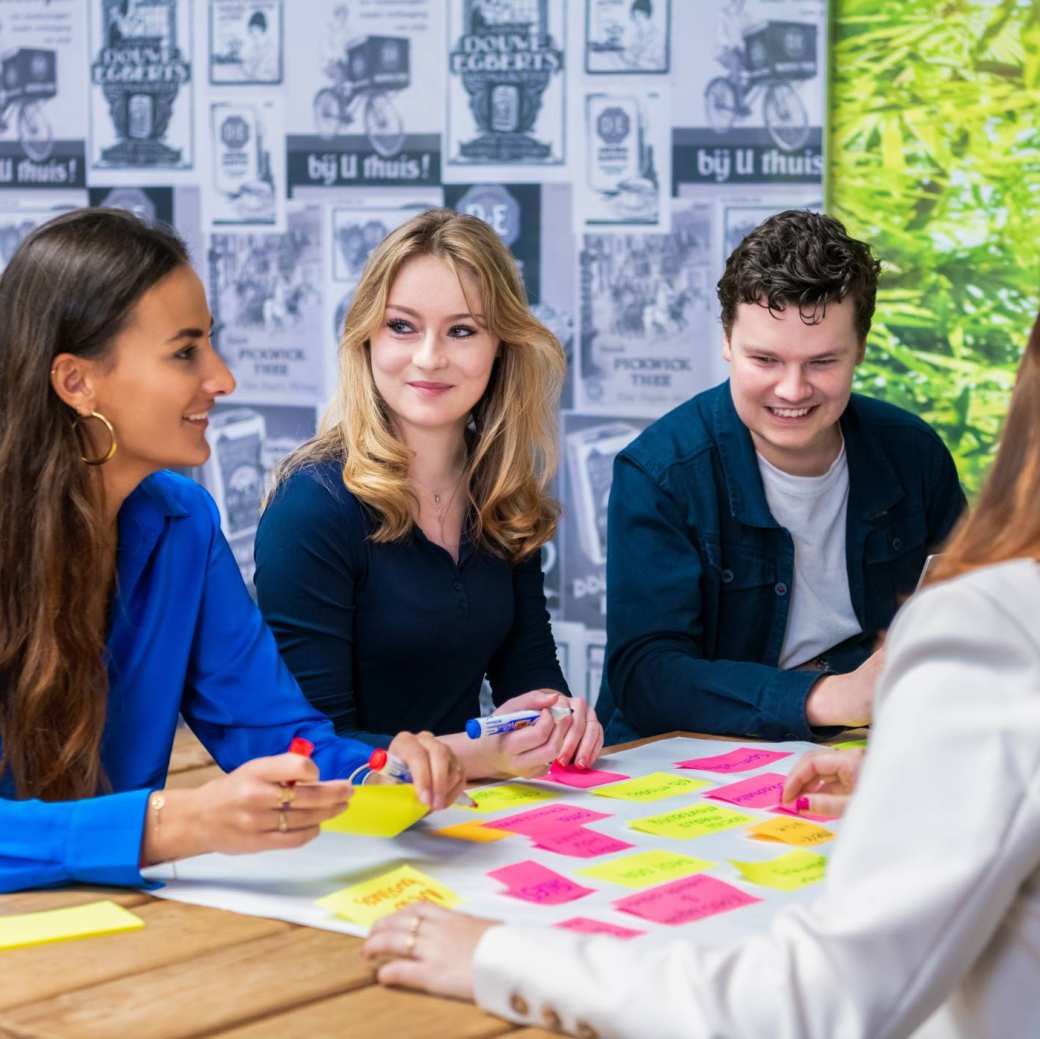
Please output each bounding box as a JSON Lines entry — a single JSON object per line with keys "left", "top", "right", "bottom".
{"left": 368, "top": 748, "right": 477, "bottom": 807}
{"left": 289, "top": 737, "right": 314, "bottom": 758}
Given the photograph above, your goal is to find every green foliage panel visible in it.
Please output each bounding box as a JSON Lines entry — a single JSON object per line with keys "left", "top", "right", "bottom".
{"left": 829, "top": 0, "right": 1040, "bottom": 494}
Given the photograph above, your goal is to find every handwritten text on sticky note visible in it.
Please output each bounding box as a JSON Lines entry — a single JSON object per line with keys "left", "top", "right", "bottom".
{"left": 315, "top": 865, "right": 460, "bottom": 927}
{"left": 578, "top": 850, "right": 716, "bottom": 889}
{"left": 464, "top": 783, "right": 556, "bottom": 812}
{"left": 629, "top": 803, "right": 754, "bottom": 839}
{"left": 545, "top": 762, "right": 631, "bottom": 788}
{"left": 488, "top": 860, "right": 595, "bottom": 905}
{"left": 554, "top": 917, "right": 645, "bottom": 939}
{"left": 731, "top": 851, "right": 827, "bottom": 891}
{"left": 705, "top": 772, "right": 787, "bottom": 809}
{"left": 614, "top": 874, "right": 760, "bottom": 925}
{"left": 592, "top": 772, "right": 712, "bottom": 802}
{"left": 675, "top": 747, "right": 792, "bottom": 773}
{"left": 533, "top": 826, "right": 634, "bottom": 858}
{"left": 747, "top": 816, "right": 834, "bottom": 846}
{"left": 486, "top": 803, "right": 611, "bottom": 839}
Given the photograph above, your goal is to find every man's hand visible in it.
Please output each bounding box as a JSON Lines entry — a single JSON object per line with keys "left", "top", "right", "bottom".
{"left": 805, "top": 649, "right": 884, "bottom": 728}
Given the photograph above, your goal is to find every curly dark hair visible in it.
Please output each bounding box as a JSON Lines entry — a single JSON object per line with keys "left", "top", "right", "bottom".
{"left": 717, "top": 210, "right": 881, "bottom": 340}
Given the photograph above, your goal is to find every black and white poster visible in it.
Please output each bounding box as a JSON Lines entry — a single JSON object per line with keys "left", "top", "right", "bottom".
{"left": 0, "top": 0, "right": 88, "bottom": 189}
{"left": 89, "top": 0, "right": 195, "bottom": 178}
{"left": 672, "top": 0, "right": 826, "bottom": 187}
{"left": 445, "top": 0, "right": 567, "bottom": 181}
{"left": 208, "top": 204, "right": 325, "bottom": 403}
{"left": 285, "top": 0, "right": 442, "bottom": 190}
{"left": 577, "top": 200, "right": 715, "bottom": 413}
{"left": 209, "top": 0, "right": 282, "bottom": 84}
{"left": 584, "top": 0, "right": 669, "bottom": 74}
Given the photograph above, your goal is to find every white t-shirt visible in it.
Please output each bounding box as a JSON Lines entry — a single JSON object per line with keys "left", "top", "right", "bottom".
{"left": 756, "top": 442, "right": 862, "bottom": 669}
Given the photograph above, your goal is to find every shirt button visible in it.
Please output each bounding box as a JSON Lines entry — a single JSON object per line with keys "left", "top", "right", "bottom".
{"left": 775, "top": 582, "right": 788, "bottom": 596}
{"left": 509, "top": 992, "right": 530, "bottom": 1017}
{"left": 541, "top": 1005, "right": 563, "bottom": 1030}
{"left": 575, "top": 1023, "right": 600, "bottom": 1039}
{"left": 721, "top": 568, "right": 734, "bottom": 584}
{"left": 892, "top": 536, "right": 903, "bottom": 551}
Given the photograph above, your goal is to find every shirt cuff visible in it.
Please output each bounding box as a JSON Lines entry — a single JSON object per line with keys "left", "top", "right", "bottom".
{"left": 65, "top": 788, "right": 158, "bottom": 889}
{"left": 760, "top": 667, "right": 822, "bottom": 741}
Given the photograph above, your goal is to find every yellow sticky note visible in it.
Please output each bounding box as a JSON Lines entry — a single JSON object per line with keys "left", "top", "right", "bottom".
{"left": 321, "top": 784, "right": 428, "bottom": 837}
{"left": 462, "top": 783, "right": 556, "bottom": 812}
{"left": 578, "top": 850, "right": 716, "bottom": 889}
{"left": 732, "top": 851, "right": 827, "bottom": 891}
{"left": 591, "top": 772, "right": 711, "bottom": 802}
{"left": 315, "top": 865, "right": 460, "bottom": 927}
{"left": 748, "top": 816, "right": 834, "bottom": 846}
{"left": 0, "top": 900, "right": 144, "bottom": 951}
{"left": 833, "top": 739, "right": 868, "bottom": 751}
{"left": 629, "top": 802, "right": 754, "bottom": 839}
{"left": 433, "top": 822, "right": 514, "bottom": 843}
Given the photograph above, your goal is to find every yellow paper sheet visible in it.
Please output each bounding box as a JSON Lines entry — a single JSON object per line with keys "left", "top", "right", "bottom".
{"left": 0, "top": 900, "right": 144, "bottom": 951}
{"left": 748, "top": 816, "right": 834, "bottom": 846}
{"left": 461, "top": 783, "right": 555, "bottom": 813}
{"left": 578, "top": 850, "right": 716, "bottom": 889}
{"left": 732, "top": 851, "right": 828, "bottom": 891}
{"left": 833, "top": 738, "right": 868, "bottom": 751}
{"left": 590, "top": 772, "right": 712, "bottom": 802}
{"left": 433, "top": 822, "right": 514, "bottom": 843}
{"left": 629, "top": 802, "right": 754, "bottom": 839}
{"left": 315, "top": 865, "right": 461, "bottom": 927}
{"left": 320, "top": 784, "right": 428, "bottom": 837}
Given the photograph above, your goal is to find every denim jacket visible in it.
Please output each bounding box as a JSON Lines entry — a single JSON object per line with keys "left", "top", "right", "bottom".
{"left": 598, "top": 381, "right": 966, "bottom": 743}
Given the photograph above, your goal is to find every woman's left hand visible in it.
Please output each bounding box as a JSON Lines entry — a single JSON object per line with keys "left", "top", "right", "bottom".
{"left": 547, "top": 692, "right": 603, "bottom": 770}
{"left": 363, "top": 903, "right": 497, "bottom": 1000}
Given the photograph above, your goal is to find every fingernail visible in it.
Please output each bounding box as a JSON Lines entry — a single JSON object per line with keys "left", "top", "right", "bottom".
{"left": 795, "top": 796, "right": 810, "bottom": 812}
{"left": 576, "top": 759, "right": 587, "bottom": 770}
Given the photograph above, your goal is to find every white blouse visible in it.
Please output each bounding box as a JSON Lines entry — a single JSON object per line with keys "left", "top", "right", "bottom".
{"left": 473, "top": 559, "right": 1040, "bottom": 1039}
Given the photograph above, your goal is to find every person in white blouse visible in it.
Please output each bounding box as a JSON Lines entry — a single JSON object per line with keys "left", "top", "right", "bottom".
{"left": 362, "top": 310, "right": 1040, "bottom": 1039}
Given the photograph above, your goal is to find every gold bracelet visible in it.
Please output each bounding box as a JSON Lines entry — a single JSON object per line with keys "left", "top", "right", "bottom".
{"left": 148, "top": 792, "right": 177, "bottom": 878}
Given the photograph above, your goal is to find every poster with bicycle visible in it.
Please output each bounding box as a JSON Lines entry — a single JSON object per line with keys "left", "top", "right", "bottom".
{"left": 444, "top": 0, "right": 568, "bottom": 183}
{"left": 576, "top": 200, "right": 717, "bottom": 414}
{"left": 88, "top": 0, "right": 195, "bottom": 181}
{"left": 207, "top": 204, "right": 325, "bottom": 405}
{"left": 0, "top": 0, "right": 87, "bottom": 189}
{"left": 671, "top": 0, "right": 826, "bottom": 187}
{"left": 284, "top": 0, "right": 443, "bottom": 190}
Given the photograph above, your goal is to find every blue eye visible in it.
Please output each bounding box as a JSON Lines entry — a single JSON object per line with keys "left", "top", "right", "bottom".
{"left": 387, "top": 318, "right": 413, "bottom": 334}
{"left": 449, "top": 325, "right": 476, "bottom": 338}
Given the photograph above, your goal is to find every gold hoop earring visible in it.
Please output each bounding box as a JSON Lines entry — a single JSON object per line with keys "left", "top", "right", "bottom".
{"left": 76, "top": 411, "right": 118, "bottom": 466}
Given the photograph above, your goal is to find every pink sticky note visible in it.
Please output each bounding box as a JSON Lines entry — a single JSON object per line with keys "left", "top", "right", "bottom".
{"left": 546, "top": 762, "right": 631, "bottom": 788}
{"left": 614, "top": 874, "right": 760, "bottom": 925}
{"left": 554, "top": 917, "right": 645, "bottom": 939}
{"left": 488, "top": 860, "right": 596, "bottom": 905}
{"left": 675, "top": 747, "right": 792, "bottom": 773}
{"left": 771, "top": 804, "right": 834, "bottom": 823}
{"left": 486, "top": 803, "right": 611, "bottom": 839}
{"left": 705, "top": 772, "right": 787, "bottom": 809}
{"left": 533, "top": 825, "right": 635, "bottom": 859}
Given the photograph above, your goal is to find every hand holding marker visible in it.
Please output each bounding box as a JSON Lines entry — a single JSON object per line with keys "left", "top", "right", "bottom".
{"left": 368, "top": 748, "right": 477, "bottom": 808}
{"left": 465, "top": 704, "right": 573, "bottom": 739}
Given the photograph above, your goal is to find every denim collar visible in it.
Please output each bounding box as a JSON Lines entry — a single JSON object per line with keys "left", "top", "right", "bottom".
{"left": 712, "top": 381, "right": 904, "bottom": 529}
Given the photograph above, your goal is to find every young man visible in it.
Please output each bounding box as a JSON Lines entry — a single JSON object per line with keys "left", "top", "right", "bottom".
{"left": 597, "top": 210, "right": 965, "bottom": 743}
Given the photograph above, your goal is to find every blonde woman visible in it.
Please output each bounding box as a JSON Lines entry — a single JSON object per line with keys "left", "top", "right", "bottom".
{"left": 255, "top": 209, "right": 603, "bottom": 780}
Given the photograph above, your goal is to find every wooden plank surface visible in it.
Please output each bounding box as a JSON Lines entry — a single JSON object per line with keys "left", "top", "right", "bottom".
{"left": 0, "top": 729, "right": 867, "bottom": 1037}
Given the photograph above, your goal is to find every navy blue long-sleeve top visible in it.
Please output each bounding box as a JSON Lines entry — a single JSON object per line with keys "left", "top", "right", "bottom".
{"left": 254, "top": 460, "right": 568, "bottom": 747}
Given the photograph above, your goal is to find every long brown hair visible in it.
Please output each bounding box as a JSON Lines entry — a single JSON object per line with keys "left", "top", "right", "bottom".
{"left": 0, "top": 208, "right": 188, "bottom": 800}
{"left": 929, "top": 311, "right": 1040, "bottom": 583}
{"left": 272, "top": 208, "right": 564, "bottom": 561}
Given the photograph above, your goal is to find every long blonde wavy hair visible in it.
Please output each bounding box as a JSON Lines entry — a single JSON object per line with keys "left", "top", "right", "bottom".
{"left": 271, "top": 208, "right": 565, "bottom": 562}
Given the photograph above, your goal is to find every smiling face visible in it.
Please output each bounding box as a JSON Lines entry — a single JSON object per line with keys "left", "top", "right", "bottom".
{"left": 80, "top": 264, "right": 235, "bottom": 481}
{"left": 369, "top": 253, "right": 499, "bottom": 443}
{"left": 723, "top": 296, "right": 863, "bottom": 475}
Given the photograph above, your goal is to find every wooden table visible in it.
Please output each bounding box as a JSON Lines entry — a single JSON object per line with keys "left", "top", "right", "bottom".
{"left": 0, "top": 727, "right": 859, "bottom": 1038}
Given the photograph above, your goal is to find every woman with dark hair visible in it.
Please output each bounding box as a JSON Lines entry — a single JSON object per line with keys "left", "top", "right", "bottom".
{"left": 0, "top": 208, "right": 465, "bottom": 894}
{"left": 363, "top": 313, "right": 1040, "bottom": 1038}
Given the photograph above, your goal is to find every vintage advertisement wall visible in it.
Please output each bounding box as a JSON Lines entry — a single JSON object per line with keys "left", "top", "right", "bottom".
{"left": 0, "top": 0, "right": 832, "bottom": 705}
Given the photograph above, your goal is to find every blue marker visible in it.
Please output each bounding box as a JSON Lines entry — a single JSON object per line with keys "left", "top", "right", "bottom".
{"left": 465, "top": 704, "right": 573, "bottom": 739}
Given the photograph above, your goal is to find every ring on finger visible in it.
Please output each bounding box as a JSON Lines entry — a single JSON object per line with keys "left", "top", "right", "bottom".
{"left": 278, "top": 807, "right": 289, "bottom": 833}
{"left": 404, "top": 913, "right": 421, "bottom": 957}
{"left": 278, "top": 785, "right": 295, "bottom": 808}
